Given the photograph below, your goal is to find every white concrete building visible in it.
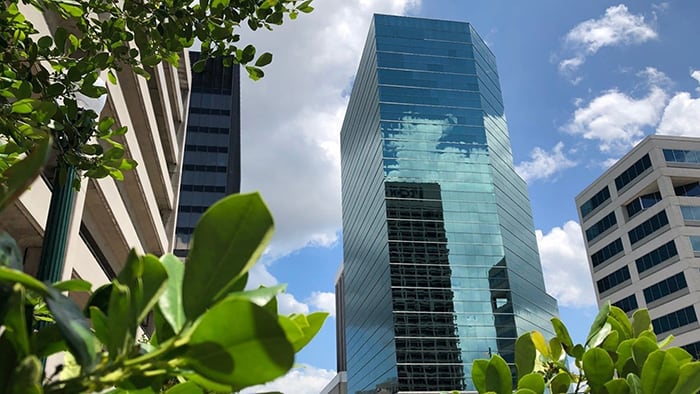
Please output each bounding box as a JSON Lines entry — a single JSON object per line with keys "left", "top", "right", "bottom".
{"left": 576, "top": 135, "right": 700, "bottom": 357}
{"left": 0, "top": 5, "right": 191, "bottom": 297}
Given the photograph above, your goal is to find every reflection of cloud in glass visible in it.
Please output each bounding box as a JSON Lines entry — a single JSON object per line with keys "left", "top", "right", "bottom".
{"left": 383, "top": 113, "right": 489, "bottom": 179}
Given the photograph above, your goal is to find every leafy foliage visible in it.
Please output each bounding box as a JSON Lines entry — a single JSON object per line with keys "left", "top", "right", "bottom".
{"left": 472, "top": 302, "right": 700, "bottom": 394}
{"left": 0, "top": 0, "right": 313, "bottom": 198}
{"left": 0, "top": 192, "right": 328, "bottom": 393}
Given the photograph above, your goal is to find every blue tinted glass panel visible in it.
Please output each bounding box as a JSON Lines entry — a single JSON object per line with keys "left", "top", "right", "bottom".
{"left": 681, "top": 206, "right": 700, "bottom": 221}
{"left": 585, "top": 211, "right": 617, "bottom": 242}
{"left": 580, "top": 186, "right": 611, "bottom": 219}
{"left": 628, "top": 211, "right": 669, "bottom": 246}
{"left": 626, "top": 191, "right": 661, "bottom": 218}
{"left": 615, "top": 154, "right": 652, "bottom": 191}
{"left": 597, "top": 266, "right": 631, "bottom": 293}
{"left": 663, "top": 149, "right": 700, "bottom": 164}
{"left": 675, "top": 182, "right": 700, "bottom": 197}
{"left": 591, "top": 238, "right": 624, "bottom": 268}
{"left": 643, "top": 272, "right": 688, "bottom": 303}
{"left": 612, "top": 294, "right": 638, "bottom": 313}
{"left": 652, "top": 306, "right": 698, "bottom": 334}
{"left": 635, "top": 240, "right": 678, "bottom": 274}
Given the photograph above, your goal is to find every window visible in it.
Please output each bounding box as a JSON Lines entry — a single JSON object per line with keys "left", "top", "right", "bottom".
{"left": 615, "top": 154, "right": 652, "bottom": 191}
{"left": 682, "top": 341, "right": 700, "bottom": 360}
{"left": 689, "top": 236, "right": 700, "bottom": 253}
{"left": 180, "top": 184, "right": 226, "bottom": 193}
{"left": 652, "top": 306, "right": 698, "bottom": 335}
{"left": 681, "top": 205, "right": 700, "bottom": 221}
{"left": 187, "top": 125, "right": 230, "bottom": 135}
{"left": 643, "top": 272, "right": 688, "bottom": 303}
{"left": 674, "top": 182, "right": 700, "bottom": 197}
{"left": 626, "top": 191, "right": 662, "bottom": 218}
{"left": 635, "top": 240, "right": 678, "bottom": 274}
{"left": 189, "top": 107, "right": 231, "bottom": 116}
{"left": 183, "top": 164, "right": 227, "bottom": 173}
{"left": 585, "top": 211, "right": 617, "bottom": 242}
{"left": 597, "top": 266, "right": 631, "bottom": 294}
{"left": 628, "top": 210, "right": 668, "bottom": 246}
{"left": 580, "top": 186, "right": 611, "bottom": 219}
{"left": 612, "top": 294, "right": 638, "bottom": 313}
{"left": 663, "top": 149, "right": 700, "bottom": 164}
{"left": 591, "top": 238, "right": 624, "bottom": 268}
{"left": 185, "top": 144, "right": 229, "bottom": 153}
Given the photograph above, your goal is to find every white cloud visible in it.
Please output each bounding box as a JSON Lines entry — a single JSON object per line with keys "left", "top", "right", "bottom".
{"left": 559, "top": 4, "right": 657, "bottom": 74}
{"left": 277, "top": 292, "right": 310, "bottom": 315}
{"left": 536, "top": 221, "right": 596, "bottom": 308}
{"left": 657, "top": 70, "right": 700, "bottom": 137}
{"left": 239, "top": 1, "right": 420, "bottom": 261}
{"left": 307, "top": 291, "right": 336, "bottom": 317}
{"left": 564, "top": 82, "right": 668, "bottom": 153}
{"left": 515, "top": 142, "right": 577, "bottom": 183}
{"left": 240, "top": 365, "right": 336, "bottom": 394}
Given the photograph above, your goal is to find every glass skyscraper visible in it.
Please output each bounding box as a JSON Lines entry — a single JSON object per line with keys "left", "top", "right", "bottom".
{"left": 339, "top": 15, "right": 558, "bottom": 393}
{"left": 174, "top": 53, "right": 241, "bottom": 257}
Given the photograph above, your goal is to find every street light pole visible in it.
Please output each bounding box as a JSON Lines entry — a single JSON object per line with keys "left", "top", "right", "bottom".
{"left": 36, "top": 79, "right": 107, "bottom": 284}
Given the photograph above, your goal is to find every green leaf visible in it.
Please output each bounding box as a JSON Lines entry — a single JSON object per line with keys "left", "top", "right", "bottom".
{"left": 601, "top": 330, "right": 620, "bottom": 352}
{"left": 165, "top": 382, "right": 204, "bottom": 394}
{"left": 106, "top": 281, "right": 133, "bottom": 359}
{"left": 255, "top": 52, "right": 273, "bottom": 67}
{"left": 192, "top": 59, "right": 207, "bottom": 73}
{"left": 4, "top": 284, "right": 30, "bottom": 357}
{"left": 531, "top": 330, "right": 549, "bottom": 357}
{"left": 57, "top": 1, "right": 83, "bottom": 17}
{"left": 89, "top": 306, "right": 109, "bottom": 347}
{"left": 472, "top": 359, "right": 488, "bottom": 393}
{"left": 632, "top": 336, "right": 658, "bottom": 369}
{"left": 37, "top": 35, "right": 53, "bottom": 49}
{"left": 117, "top": 251, "right": 168, "bottom": 323}
{"left": 626, "top": 373, "right": 643, "bottom": 394}
{"left": 7, "top": 356, "right": 42, "bottom": 394}
{"left": 245, "top": 65, "right": 264, "bottom": 81}
{"left": 641, "top": 350, "right": 680, "bottom": 394}
{"left": 157, "top": 254, "right": 186, "bottom": 333}
{"left": 583, "top": 347, "right": 614, "bottom": 391}
{"left": 0, "top": 267, "right": 48, "bottom": 295}
{"left": 32, "top": 324, "right": 68, "bottom": 358}
{"left": 183, "top": 192, "right": 273, "bottom": 321}
{"left": 515, "top": 390, "right": 537, "bottom": 394}
{"left": 227, "top": 284, "right": 286, "bottom": 308}
{"left": 107, "top": 70, "right": 117, "bottom": 84}
{"left": 52, "top": 278, "right": 91, "bottom": 292}
{"left": 589, "top": 322, "right": 613, "bottom": 349}
{"left": 517, "top": 373, "right": 545, "bottom": 394}
{"left": 0, "top": 335, "right": 17, "bottom": 393}
{"left": 278, "top": 312, "right": 327, "bottom": 352}
{"left": 550, "top": 337, "right": 565, "bottom": 363}
{"left": 604, "top": 378, "right": 631, "bottom": 394}
{"left": 45, "top": 286, "right": 97, "bottom": 371}
{"left": 609, "top": 306, "right": 633, "bottom": 340}
{"left": 514, "top": 332, "right": 536, "bottom": 379}
{"left": 0, "top": 136, "right": 51, "bottom": 213}
{"left": 485, "top": 355, "right": 512, "bottom": 394}
{"left": 657, "top": 334, "right": 674, "bottom": 349}
{"left": 669, "top": 362, "right": 700, "bottom": 394}
{"left": 632, "top": 309, "right": 651, "bottom": 337}
{"left": 616, "top": 339, "right": 635, "bottom": 373}
{"left": 549, "top": 372, "right": 572, "bottom": 394}
{"left": 587, "top": 301, "right": 611, "bottom": 345}
{"left": 666, "top": 347, "right": 692, "bottom": 365}
{"left": 184, "top": 298, "right": 294, "bottom": 390}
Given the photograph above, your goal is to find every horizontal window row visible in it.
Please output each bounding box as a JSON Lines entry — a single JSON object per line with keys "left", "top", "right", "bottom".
{"left": 681, "top": 341, "right": 700, "bottom": 360}
{"left": 176, "top": 227, "right": 195, "bottom": 235}
{"left": 180, "top": 184, "right": 226, "bottom": 193}
{"left": 185, "top": 144, "right": 229, "bottom": 153}
{"left": 675, "top": 182, "right": 700, "bottom": 197}
{"left": 189, "top": 107, "right": 231, "bottom": 116}
{"left": 187, "top": 125, "right": 230, "bottom": 135}
{"left": 597, "top": 266, "right": 631, "bottom": 294}
{"left": 591, "top": 238, "right": 624, "bottom": 268}
{"left": 664, "top": 148, "right": 700, "bottom": 164}
{"left": 612, "top": 294, "right": 638, "bottom": 313}
{"left": 628, "top": 210, "right": 668, "bottom": 246}
{"left": 643, "top": 272, "right": 687, "bottom": 304}
{"left": 635, "top": 240, "right": 677, "bottom": 274}
{"left": 652, "top": 306, "right": 697, "bottom": 335}
{"left": 681, "top": 205, "right": 700, "bottom": 221}
{"left": 615, "top": 154, "right": 651, "bottom": 191}
{"left": 178, "top": 205, "right": 210, "bottom": 213}
{"left": 580, "top": 186, "right": 611, "bottom": 219}
{"left": 585, "top": 211, "right": 617, "bottom": 242}
{"left": 626, "top": 191, "right": 661, "bottom": 219}
{"left": 183, "top": 164, "right": 227, "bottom": 173}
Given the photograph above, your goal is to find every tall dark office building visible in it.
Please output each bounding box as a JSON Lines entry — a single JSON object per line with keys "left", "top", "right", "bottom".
{"left": 174, "top": 52, "right": 241, "bottom": 257}
{"left": 339, "top": 15, "right": 558, "bottom": 393}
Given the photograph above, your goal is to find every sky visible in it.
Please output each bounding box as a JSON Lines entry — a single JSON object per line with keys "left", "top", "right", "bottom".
{"left": 234, "top": 1, "right": 700, "bottom": 392}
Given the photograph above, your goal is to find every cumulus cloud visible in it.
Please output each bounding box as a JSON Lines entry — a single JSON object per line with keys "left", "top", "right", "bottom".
{"left": 559, "top": 4, "right": 657, "bottom": 75}
{"left": 240, "top": 366, "right": 336, "bottom": 394}
{"left": 239, "top": 0, "right": 420, "bottom": 261}
{"left": 515, "top": 142, "right": 577, "bottom": 183}
{"left": 564, "top": 68, "right": 669, "bottom": 153}
{"left": 277, "top": 292, "right": 311, "bottom": 315}
{"left": 657, "top": 71, "right": 700, "bottom": 137}
{"left": 536, "top": 221, "right": 597, "bottom": 308}
{"left": 307, "top": 291, "right": 336, "bottom": 317}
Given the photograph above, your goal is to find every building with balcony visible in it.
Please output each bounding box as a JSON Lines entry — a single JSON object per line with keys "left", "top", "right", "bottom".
{"left": 576, "top": 135, "right": 700, "bottom": 358}
{"left": 339, "top": 14, "right": 558, "bottom": 393}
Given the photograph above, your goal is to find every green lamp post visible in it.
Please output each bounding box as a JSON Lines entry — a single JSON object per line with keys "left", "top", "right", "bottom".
{"left": 36, "top": 80, "right": 107, "bottom": 284}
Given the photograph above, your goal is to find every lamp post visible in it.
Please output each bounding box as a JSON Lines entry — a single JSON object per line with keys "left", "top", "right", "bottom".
{"left": 36, "top": 80, "right": 107, "bottom": 284}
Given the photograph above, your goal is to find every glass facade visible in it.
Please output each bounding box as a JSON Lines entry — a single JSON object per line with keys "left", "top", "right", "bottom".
{"left": 340, "top": 15, "right": 558, "bottom": 393}
{"left": 664, "top": 149, "right": 700, "bottom": 164}
{"left": 174, "top": 53, "right": 241, "bottom": 257}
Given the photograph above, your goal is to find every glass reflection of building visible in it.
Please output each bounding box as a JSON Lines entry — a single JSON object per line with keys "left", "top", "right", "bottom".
{"left": 174, "top": 53, "right": 241, "bottom": 257}
{"left": 339, "top": 15, "right": 558, "bottom": 393}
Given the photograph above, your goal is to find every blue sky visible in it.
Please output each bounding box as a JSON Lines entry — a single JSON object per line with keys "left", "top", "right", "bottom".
{"left": 236, "top": 1, "right": 700, "bottom": 392}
